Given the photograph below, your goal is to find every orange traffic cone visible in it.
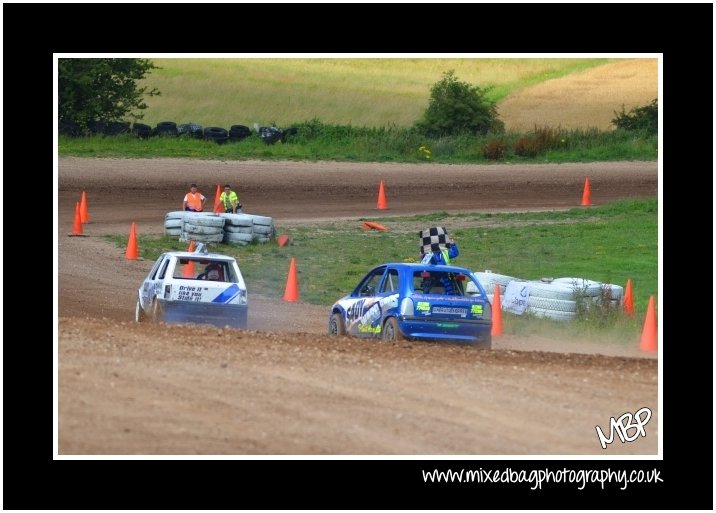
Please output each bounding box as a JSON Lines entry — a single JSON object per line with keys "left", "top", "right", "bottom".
{"left": 213, "top": 184, "right": 223, "bottom": 213}
{"left": 182, "top": 240, "right": 196, "bottom": 277}
{"left": 125, "top": 222, "right": 138, "bottom": 260}
{"left": 639, "top": 295, "right": 657, "bottom": 352}
{"left": 491, "top": 284, "right": 503, "bottom": 336}
{"left": 623, "top": 278, "right": 634, "bottom": 317}
{"left": 581, "top": 177, "right": 593, "bottom": 206}
{"left": 276, "top": 234, "right": 290, "bottom": 247}
{"left": 79, "top": 191, "right": 90, "bottom": 223}
{"left": 377, "top": 180, "right": 388, "bottom": 210}
{"left": 70, "top": 202, "right": 84, "bottom": 236}
{"left": 283, "top": 257, "right": 299, "bottom": 302}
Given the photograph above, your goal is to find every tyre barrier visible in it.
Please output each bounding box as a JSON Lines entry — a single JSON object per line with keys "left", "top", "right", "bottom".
{"left": 178, "top": 123, "right": 204, "bottom": 139}
{"left": 229, "top": 125, "right": 252, "bottom": 142}
{"left": 132, "top": 123, "right": 152, "bottom": 139}
{"left": 183, "top": 223, "right": 224, "bottom": 236}
{"left": 164, "top": 211, "right": 275, "bottom": 245}
{"left": 105, "top": 121, "right": 131, "bottom": 136}
{"left": 155, "top": 121, "right": 178, "bottom": 137}
{"left": 259, "top": 126, "right": 282, "bottom": 145}
{"left": 526, "top": 306, "right": 577, "bottom": 321}
{"left": 476, "top": 271, "right": 626, "bottom": 322}
{"left": 164, "top": 218, "right": 183, "bottom": 229}
{"left": 87, "top": 120, "right": 107, "bottom": 135}
{"left": 281, "top": 127, "right": 298, "bottom": 142}
{"left": 204, "top": 126, "right": 229, "bottom": 144}
{"left": 223, "top": 224, "right": 253, "bottom": 234}
{"left": 59, "top": 121, "right": 82, "bottom": 137}
{"left": 182, "top": 213, "right": 225, "bottom": 228}
{"left": 220, "top": 213, "right": 254, "bottom": 227}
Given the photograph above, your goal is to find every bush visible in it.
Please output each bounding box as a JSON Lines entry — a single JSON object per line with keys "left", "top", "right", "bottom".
{"left": 534, "top": 126, "right": 561, "bottom": 150}
{"left": 483, "top": 139, "right": 505, "bottom": 160}
{"left": 415, "top": 70, "right": 503, "bottom": 137}
{"left": 513, "top": 137, "right": 541, "bottom": 158}
{"left": 611, "top": 99, "right": 658, "bottom": 134}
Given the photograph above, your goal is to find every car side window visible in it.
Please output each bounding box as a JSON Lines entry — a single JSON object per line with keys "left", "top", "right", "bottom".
{"left": 157, "top": 258, "right": 171, "bottom": 280}
{"left": 379, "top": 269, "right": 399, "bottom": 293}
{"left": 358, "top": 267, "right": 385, "bottom": 297}
{"left": 148, "top": 256, "right": 164, "bottom": 280}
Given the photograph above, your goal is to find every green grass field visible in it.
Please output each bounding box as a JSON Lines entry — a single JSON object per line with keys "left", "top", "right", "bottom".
{"left": 138, "top": 57, "right": 614, "bottom": 128}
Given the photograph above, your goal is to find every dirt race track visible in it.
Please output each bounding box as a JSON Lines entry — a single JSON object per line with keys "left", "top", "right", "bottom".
{"left": 58, "top": 158, "right": 659, "bottom": 456}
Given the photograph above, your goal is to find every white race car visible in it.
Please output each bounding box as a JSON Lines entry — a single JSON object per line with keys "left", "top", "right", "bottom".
{"left": 135, "top": 244, "right": 248, "bottom": 329}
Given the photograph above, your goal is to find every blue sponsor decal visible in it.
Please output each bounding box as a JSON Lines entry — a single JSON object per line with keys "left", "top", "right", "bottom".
{"left": 212, "top": 284, "right": 240, "bottom": 304}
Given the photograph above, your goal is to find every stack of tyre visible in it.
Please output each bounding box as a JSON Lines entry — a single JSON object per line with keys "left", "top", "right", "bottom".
{"left": 155, "top": 121, "right": 179, "bottom": 137}
{"left": 473, "top": 271, "right": 624, "bottom": 321}
{"left": 220, "top": 213, "right": 276, "bottom": 245}
{"left": 220, "top": 213, "right": 254, "bottom": 245}
{"left": 163, "top": 211, "right": 275, "bottom": 245}
{"left": 177, "top": 123, "right": 204, "bottom": 139}
{"left": 229, "top": 125, "right": 251, "bottom": 142}
{"left": 204, "top": 127, "right": 229, "bottom": 144}
{"left": 179, "top": 213, "right": 225, "bottom": 243}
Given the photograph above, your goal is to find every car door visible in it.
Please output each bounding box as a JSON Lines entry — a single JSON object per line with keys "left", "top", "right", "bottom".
{"left": 343, "top": 266, "right": 386, "bottom": 338}
{"left": 344, "top": 266, "right": 402, "bottom": 338}
{"left": 143, "top": 255, "right": 170, "bottom": 305}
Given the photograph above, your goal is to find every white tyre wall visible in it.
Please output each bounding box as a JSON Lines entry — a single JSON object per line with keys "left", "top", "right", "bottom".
{"left": 182, "top": 223, "right": 224, "bottom": 236}
{"left": 183, "top": 214, "right": 225, "bottom": 228}
{"left": 164, "top": 227, "right": 182, "bottom": 237}
{"left": 254, "top": 236, "right": 272, "bottom": 243}
{"left": 526, "top": 307, "right": 577, "bottom": 321}
{"left": 521, "top": 281, "right": 576, "bottom": 301}
{"left": 551, "top": 277, "right": 603, "bottom": 297}
{"left": 602, "top": 284, "right": 624, "bottom": 300}
{"left": 164, "top": 218, "right": 183, "bottom": 229}
{"left": 474, "top": 271, "right": 516, "bottom": 287}
{"left": 221, "top": 213, "right": 254, "bottom": 227}
{"left": 252, "top": 224, "right": 274, "bottom": 235}
{"left": 223, "top": 231, "right": 254, "bottom": 243}
{"left": 181, "top": 232, "right": 224, "bottom": 243}
{"left": 165, "top": 211, "right": 186, "bottom": 221}
{"left": 247, "top": 214, "right": 273, "bottom": 226}
{"left": 526, "top": 296, "right": 578, "bottom": 312}
{"left": 223, "top": 224, "right": 254, "bottom": 234}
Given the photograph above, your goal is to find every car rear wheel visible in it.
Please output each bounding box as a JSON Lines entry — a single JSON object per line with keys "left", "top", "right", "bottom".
{"left": 135, "top": 299, "right": 145, "bottom": 323}
{"left": 328, "top": 313, "right": 346, "bottom": 336}
{"left": 382, "top": 317, "right": 405, "bottom": 341}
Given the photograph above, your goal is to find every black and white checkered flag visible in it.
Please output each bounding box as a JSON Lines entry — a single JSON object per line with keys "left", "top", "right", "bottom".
{"left": 419, "top": 226, "right": 449, "bottom": 255}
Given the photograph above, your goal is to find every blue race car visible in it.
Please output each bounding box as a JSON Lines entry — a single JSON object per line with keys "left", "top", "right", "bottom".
{"left": 328, "top": 262, "right": 492, "bottom": 348}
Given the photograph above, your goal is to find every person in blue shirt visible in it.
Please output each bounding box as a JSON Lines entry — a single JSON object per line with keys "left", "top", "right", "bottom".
{"left": 421, "top": 237, "right": 461, "bottom": 294}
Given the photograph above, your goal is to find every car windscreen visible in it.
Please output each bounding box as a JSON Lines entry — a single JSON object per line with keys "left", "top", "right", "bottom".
{"left": 172, "top": 259, "right": 235, "bottom": 282}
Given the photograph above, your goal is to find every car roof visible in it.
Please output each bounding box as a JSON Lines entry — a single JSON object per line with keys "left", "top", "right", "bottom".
{"left": 369, "top": 262, "right": 475, "bottom": 274}
{"left": 165, "top": 251, "right": 236, "bottom": 261}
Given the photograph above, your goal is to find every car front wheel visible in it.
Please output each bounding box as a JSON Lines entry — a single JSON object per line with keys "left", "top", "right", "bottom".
{"left": 328, "top": 313, "right": 346, "bottom": 336}
{"left": 382, "top": 317, "right": 405, "bottom": 341}
{"left": 135, "top": 299, "right": 145, "bottom": 323}
{"left": 150, "top": 298, "right": 162, "bottom": 322}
